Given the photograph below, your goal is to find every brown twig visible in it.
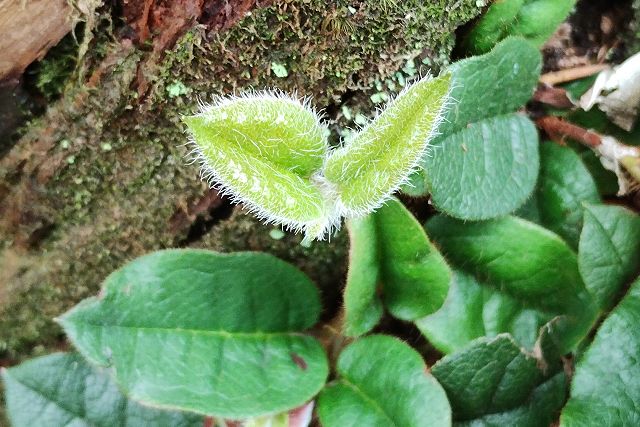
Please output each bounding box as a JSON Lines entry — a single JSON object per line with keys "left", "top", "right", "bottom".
{"left": 536, "top": 116, "right": 602, "bottom": 148}
{"left": 533, "top": 85, "right": 574, "bottom": 109}
{"left": 539, "top": 64, "right": 609, "bottom": 86}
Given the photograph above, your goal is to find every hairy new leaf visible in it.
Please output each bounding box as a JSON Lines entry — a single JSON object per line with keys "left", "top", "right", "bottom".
{"left": 183, "top": 93, "right": 333, "bottom": 239}
{"left": 343, "top": 198, "right": 450, "bottom": 336}
{"left": 1, "top": 353, "right": 203, "bottom": 427}
{"left": 324, "top": 74, "right": 451, "bottom": 216}
{"left": 432, "top": 335, "right": 566, "bottom": 426}
{"left": 561, "top": 277, "right": 640, "bottom": 426}
{"left": 416, "top": 38, "right": 542, "bottom": 220}
{"left": 317, "top": 335, "right": 451, "bottom": 427}
{"left": 58, "top": 250, "right": 328, "bottom": 419}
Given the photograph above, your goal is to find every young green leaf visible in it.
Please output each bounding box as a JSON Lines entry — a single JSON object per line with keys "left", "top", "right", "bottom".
{"left": 560, "top": 277, "right": 640, "bottom": 427}
{"left": 527, "top": 143, "right": 600, "bottom": 248}
{"left": 183, "top": 92, "right": 335, "bottom": 240}
{"left": 432, "top": 335, "right": 566, "bottom": 426}
{"left": 58, "top": 250, "right": 328, "bottom": 419}
{"left": 423, "top": 215, "right": 597, "bottom": 353}
{"left": 1, "top": 353, "right": 203, "bottom": 427}
{"left": 317, "top": 335, "right": 451, "bottom": 427}
{"left": 343, "top": 197, "right": 450, "bottom": 336}
{"left": 324, "top": 74, "right": 451, "bottom": 216}
{"left": 579, "top": 204, "right": 640, "bottom": 310}
{"left": 416, "top": 38, "right": 542, "bottom": 220}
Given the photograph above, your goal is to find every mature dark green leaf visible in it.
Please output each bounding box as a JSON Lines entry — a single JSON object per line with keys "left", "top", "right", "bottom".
{"left": 461, "top": 0, "right": 524, "bottom": 54}
{"left": 343, "top": 198, "right": 450, "bottom": 336}
{"left": 424, "top": 215, "right": 597, "bottom": 353}
{"left": 561, "top": 277, "right": 640, "bottom": 426}
{"left": 463, "top": 0, "right": 578, "bottom": 53}
{"left": 417, "top": 38, "right": 541, "bottom": 220}
{"left": 425, "top": 114, "right": 539, "bottom": 220}
{"left": 432, "top": 335, "right": 566, "bottom": 427}
{"left": 1, "top": 353, "right": 203, "bottom": 427}
{"left": 58, "top": 250, "right": 328, "bottom": 419}
{"left": 417, "top": 271, "right": 548, "bottom": 354}
{"left": 317, "top": 335, "right": 451, "bottom": 427}
{"left": 534, "top": 143, "right": 600, "bottom": 248}
{"left": 508, "top": 0, "right": 577, "bottom": 46}
{"left": 579, "top": 204, "right": 640, "bottom": 309}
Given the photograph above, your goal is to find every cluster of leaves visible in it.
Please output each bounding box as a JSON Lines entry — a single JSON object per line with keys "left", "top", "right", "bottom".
{"left": 4, "top": 33, "right": 640, "bottom": 427}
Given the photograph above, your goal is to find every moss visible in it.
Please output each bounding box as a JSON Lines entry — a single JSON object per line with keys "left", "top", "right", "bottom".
{"left": 0, "top": 0, "right": 481, "bottom": 361}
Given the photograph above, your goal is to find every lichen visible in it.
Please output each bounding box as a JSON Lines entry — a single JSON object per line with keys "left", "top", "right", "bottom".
{"left": 0, "top": 0, "right": 481, "bottom": 363}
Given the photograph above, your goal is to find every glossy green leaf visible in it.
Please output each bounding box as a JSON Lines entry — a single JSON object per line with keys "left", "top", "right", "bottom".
{"left": 343, "top": 198, "right": 451, "bottom": 336}
{"left": 419, "top": 38, "right": 542, "bottom": 220}
{"left": 317, "top": 335, "right": 451, "bottom": 427}
{"left": 534, "top": 143, "right": 600, "bottom": 248}
{"left": 579, "top": 204, "right": 640, "bottom": 309}
{"left": 463, "top": 0, "right": 577, "bottom": 53}
{"left": 58, "top": 250, "right": 328, "bottom": 419}
{"left": 417, "top": 271, "right": 548, "bottom": 354}
{"left": 432, "top": 335, "right": 566, "bottom": 427}
{"left": 1, "top": 353, "right": 203, "bottom": 427}
{"left": 424, "top": 215, "right": 597, "bottom": 352}
{"left": 324, "top": 74, "right": 451, "bottom": 216}
{"left": 560, "top": 277, "right": 640, "bottom": 427}
{"left": 183, "top": 93, "right": 333, "bottom": 240}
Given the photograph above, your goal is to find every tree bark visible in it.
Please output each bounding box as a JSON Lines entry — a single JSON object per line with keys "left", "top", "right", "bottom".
{"left": 0, "top": 0, "right": 482, "bottom": 360}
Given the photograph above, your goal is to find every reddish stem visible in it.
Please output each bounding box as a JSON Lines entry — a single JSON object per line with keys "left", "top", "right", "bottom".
{"left": 536, "top": 116, "right": 602, "bottom": 148}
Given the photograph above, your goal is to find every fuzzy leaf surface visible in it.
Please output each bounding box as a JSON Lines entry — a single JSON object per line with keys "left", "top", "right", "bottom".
{"left": 324, "top": 74, "right": 451, "bottom": 216}
{"left": 529, "top": 143, "right": 600, "bottom": 248}
{"left": 419, "top": 38, "right": 542, "bottom": 219}
{"left": 317, "top": 335, "right": 451, "bottom": 427}
{"left": 432, "top": 335, "right": 566, "bottom": 426}
{"left": 59, "top": 250, "right": 328, "bottom": 419}
{"left": 579, "top": 204, "right": 640, "bottom": 309}
{"left": 1, "top": 353, "right": 203, "bottom": 427}
{"left": 183, "top": 94, "right": 331, "bottom": 238}
{"left": 560, "top": 277, "right": 640, "bottom": 427}
{"left": 343, "top": 198, "right": 450, "bottom": 336}
{"left": 423, "top": 215, "right": 597, "bottom": 353}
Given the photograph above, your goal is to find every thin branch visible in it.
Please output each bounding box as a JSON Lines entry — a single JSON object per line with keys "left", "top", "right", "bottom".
{"left": 539, "top": 64, "right": 609, "bottom": 86}
{"left": 536, "top": 116, "right": 602, "bottom": 148}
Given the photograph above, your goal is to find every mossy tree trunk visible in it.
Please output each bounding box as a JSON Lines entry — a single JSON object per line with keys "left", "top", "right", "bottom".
{"left": 0, "top": 0, "right": 482, "bottom": 360}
